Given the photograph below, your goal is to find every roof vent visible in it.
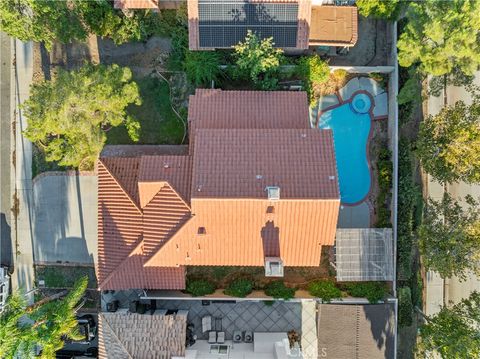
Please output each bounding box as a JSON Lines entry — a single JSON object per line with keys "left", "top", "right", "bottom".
{"left": 256, "top": 174, "right": 263, "bottom": 180}
{"left": 329, "top": 175, "right": 335, "bottom": 180}
{"left": 266, "top": 186, "right": 280, "bottom": 201}
{"left": 163, "top": 163, "right": 169, "bottom": 169}
{"left": 301, "top": 133, "right": 307, "bottom": 138}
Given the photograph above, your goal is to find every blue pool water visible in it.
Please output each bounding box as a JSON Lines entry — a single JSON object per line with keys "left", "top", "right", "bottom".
{"left": 318, "top": 97, "right": 372, "bottom": 204}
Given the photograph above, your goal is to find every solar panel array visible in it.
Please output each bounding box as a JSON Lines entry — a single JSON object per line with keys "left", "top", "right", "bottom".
{"left": 198, "top": 0, "right": 299, "bottom": 48}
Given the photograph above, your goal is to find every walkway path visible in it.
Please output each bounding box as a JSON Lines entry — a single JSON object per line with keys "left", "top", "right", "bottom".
{"left": 12, "top": 39, "right": 35, "bottom": 303}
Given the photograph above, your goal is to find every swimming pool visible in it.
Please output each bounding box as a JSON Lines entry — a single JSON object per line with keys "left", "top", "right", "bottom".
{"left": 318, "top": 93, "right": 372, "bottom": 204}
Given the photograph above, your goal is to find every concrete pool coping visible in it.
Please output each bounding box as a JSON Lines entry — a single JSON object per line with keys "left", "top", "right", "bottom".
{"left": 316, "top": 82, "right": 388, "bottom": 207}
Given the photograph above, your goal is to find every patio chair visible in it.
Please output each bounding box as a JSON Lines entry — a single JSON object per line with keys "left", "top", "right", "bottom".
{"left": 217, "top": 332, "right": 225, "bottom": 344}
{"left": 208, "top": 331, "right": 217, "bottom": 344}
{"left": 202, "top": 316, "right": 212, "bottom": 333}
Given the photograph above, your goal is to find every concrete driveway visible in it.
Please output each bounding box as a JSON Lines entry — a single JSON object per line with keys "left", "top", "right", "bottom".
{"left": 33, "top": 173, "right": 97, "bottom": 265}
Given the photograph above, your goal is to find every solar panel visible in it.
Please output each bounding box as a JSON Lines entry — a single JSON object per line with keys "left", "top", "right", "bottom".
{"left": 198, "top": 0, "right": 299, "bottom": 48}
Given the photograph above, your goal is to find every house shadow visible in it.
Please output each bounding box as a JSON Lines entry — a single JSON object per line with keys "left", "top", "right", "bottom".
{"left": 362, "top": 303, "right": 396, "bottom": 357}
{"left": 261, "top": 220, "right": 280, "bottom": 258}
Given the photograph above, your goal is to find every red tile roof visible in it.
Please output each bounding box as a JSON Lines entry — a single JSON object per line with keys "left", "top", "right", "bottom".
{"left": 191, "top": 129, "right": 339, "bottom": 199}
{"left": 98, "top": 91, "right": 340, "bottom": 290}
{"left": 97, "top": 158, "right": 187, "bottom": 290}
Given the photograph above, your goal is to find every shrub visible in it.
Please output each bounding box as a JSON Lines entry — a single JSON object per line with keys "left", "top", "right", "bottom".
{"left": 297, "top": 55, "right": 330, "bottom": 105}
{"left": 264, "top": 281, "right": 296, "bottom": 300}
{"left": 307, "top": 280, "right": 341, "bottom": 302}
{"left": 185, "top": 51, "right": 222, "bottom": 87}
{"left": 233, "top": 30, "right": 284, "bottom": 90}
{"left": 224, "top": 278, "right": 254, "bottom": 298}
{"left": 332, "top": 69, "right": 348, "bottom": 82}
{"left": 398, "top": 287, "right": 413, "bottom": 327}
{"left": 344, "top": 282, "right": 387, "bottom": 303}
{"left": 186, "top": 280, "right": 216, "bottom": 297}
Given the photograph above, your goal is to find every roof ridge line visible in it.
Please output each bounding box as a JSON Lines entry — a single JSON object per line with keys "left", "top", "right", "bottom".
{"left": 144, "top": 215, "right": 194, "bottom": 267}
{"left": 98, "top": 159, "right": 142, "bottom": 215}
{"left": 98, "top": 237, "right": 144, "bottom": 290}
{"left": 100, "top": 313, "right": 134, "bottom": 359}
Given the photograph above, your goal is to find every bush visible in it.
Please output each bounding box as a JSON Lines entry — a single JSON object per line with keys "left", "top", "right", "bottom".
{"left": 186, "top": 280, "right": 216, "bottom": 297}
{"left": 398, "top": 287, "right": 413, "bottom": 327}
{"left": 233, "top": 30, "right": 284, "bottom": 90}
{"left": 375, "top": 148, "right": 393, "bottom": 227}
{"left": 332, "top": 69, "right": 348, "bottom": 82}
{"left": 185, "top": 51, "right": 222, "bottom": 87}
{"left": 264, "top": 281, "right": 296, "bottom": 300}
{"left": 307, "top": 280, "right": 341, "bottom": 302}
{"left": 297, "top": 55, "right": 330, "bottom": 105}
{"left": 224, "top": 278, "right": 254, "bottom": 298}
{"left": 344, "top": 282, "right": 387, "bottom": 303}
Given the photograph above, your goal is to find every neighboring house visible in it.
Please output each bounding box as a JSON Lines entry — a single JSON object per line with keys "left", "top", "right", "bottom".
{"left": 97, "top": 90, "right": 340, "bottom": 291}
{"left": 187, "top": 0, "right": 358, "bottom": 50}
{"left": 98, "top": 311, "right": 187, "bottom": 358}
{"left": 317, "top": 303, "right": 396, "bottom": 359}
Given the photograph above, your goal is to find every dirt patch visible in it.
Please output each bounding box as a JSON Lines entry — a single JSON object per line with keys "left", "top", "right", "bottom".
{"left": 33, "top": 35, "right": 172, "bottom": 83}
{"left": 186, "top": 247, "right": 334, "bottom": 290}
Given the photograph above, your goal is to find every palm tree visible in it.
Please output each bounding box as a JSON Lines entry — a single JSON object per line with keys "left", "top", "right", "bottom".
{"left": 0, "top": 276, "right": 88, "bottom": 358}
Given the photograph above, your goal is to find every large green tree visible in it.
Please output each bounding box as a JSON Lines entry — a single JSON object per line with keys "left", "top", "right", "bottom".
{"left": 397, "top": 0, "right": 480, "bottom": 77}
{"left": 184, "top": 51, "right": 222, "bottom": 87}
{"left": 0, "top": 0, "right": 161, "bottom": 49}
{"left": 418, "top": 291, "right": 480, "bottom": 358}
{"left": 0, "top": 277, "right": 88, "bottom": 358}
{"left": 233, "top": 30, "right": 284, "bottom": 90}
{"left": 23, "top": 63, "right": 141, "bottom": 169}
{"left": 356, "top": 0, "right": 402, "bottom": 20}
{"left": 418, "top": 193, "right": 480, "bottom": 280}
{"left": 0, "top": 0, "right": 87, "bottom": 49}
{"left": 416, "top": 94, "right": 480, "bottom": 184}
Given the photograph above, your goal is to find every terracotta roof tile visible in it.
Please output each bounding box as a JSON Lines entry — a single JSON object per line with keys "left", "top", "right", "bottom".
{"left": 97, "top": 160, "right": 186, "bottom": 290}
{"left": 192, "top": 129, "right": 339, "bottom": 199}
{"left": 189, "top": 89, "right": 310, "bottom": 131}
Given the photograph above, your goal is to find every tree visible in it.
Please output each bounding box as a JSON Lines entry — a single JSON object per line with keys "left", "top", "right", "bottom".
{"left": 418, "top": 193, "right": 480, "bottom": 280}
{"left": 417, "top": 291, "right": 480, "bottom": 358}
{"left": 0, "top": 0, "right": 163, "bottom": 49}
{"left": 184, "top": 51, "right": 222, "bottom": 87}
{"left": 416, "top": 94, "right": 480, "bottom": 183}
{"left": 233, "top": 30, "right": 284, "bottom": 90}
{"left": 0, "top": 277, "right": 88, "bottom": 358}
{"left": 23, "top": 64, "right": 141, "bottom": 169}
{"left": 397, "top": 0, "right": 480, "bottom": 77}
{"left": 356, "top": 0, "right": 402, "bottom": 20}
{"left": 0, "top": 0, "right": 88, "bottom": 50}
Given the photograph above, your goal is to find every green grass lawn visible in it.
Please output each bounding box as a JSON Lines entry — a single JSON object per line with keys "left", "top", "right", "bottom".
{"left": 35, "top": 265, "right": 97, "bottom": 289}
{"left": 107, "top": 76, "right": 185, "bottom": 145}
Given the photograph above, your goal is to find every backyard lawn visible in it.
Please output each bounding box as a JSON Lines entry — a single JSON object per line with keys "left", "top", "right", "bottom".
{"left": 107, "top": 76, "right": 185, "bottom": 145}
{"left": 35, "top": 265, "right": 97, "bottom": 289}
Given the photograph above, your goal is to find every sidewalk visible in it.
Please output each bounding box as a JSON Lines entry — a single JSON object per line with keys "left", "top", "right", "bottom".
{"left": 11, "top": 39, "right": 35, "bottom": 303}
{"left": 423, "top": 72, "right": 480, "bottom": 314}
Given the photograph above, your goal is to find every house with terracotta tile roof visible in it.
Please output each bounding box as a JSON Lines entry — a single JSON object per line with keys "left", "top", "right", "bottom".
{"left": 187, "top": 0, "right": 358, "bottom": 51}
{"left": 97, "top": 89, "right": 340, "bottom": 291}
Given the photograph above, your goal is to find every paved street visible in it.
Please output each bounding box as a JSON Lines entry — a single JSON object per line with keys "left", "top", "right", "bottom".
{"left": 0, "top": 32, "right": 13, "bottom": 269}
{"left": 33, "top": 173, "right": 98, "bottom": 264}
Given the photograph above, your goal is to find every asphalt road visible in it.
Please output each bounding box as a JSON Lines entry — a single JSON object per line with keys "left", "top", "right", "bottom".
{"left": 0, "top": 32, "right": 13, "bottom": 269}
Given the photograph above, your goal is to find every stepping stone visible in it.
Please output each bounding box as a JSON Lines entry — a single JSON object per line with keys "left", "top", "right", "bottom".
{"left": 338, "top": 77, "right": 360, "bottom": 101}
{"left": 319, "top": 94, "right": 340, "bottom": 111}
{"left": 373, "top": 92, "right": 388, "bottom": 118}
{"left": 359, "top": 76, "right": 385, "bottom": 96}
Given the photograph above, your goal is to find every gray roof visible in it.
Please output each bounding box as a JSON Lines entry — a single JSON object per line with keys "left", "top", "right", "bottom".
{"left": 335, "top": 228, "right": 394, "bottom": 281}
{"left": 317, "top": 304, "right": 396, "bottom": 359}
{"left": 98, "top": 311, "right": 186, "bottom": 359}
